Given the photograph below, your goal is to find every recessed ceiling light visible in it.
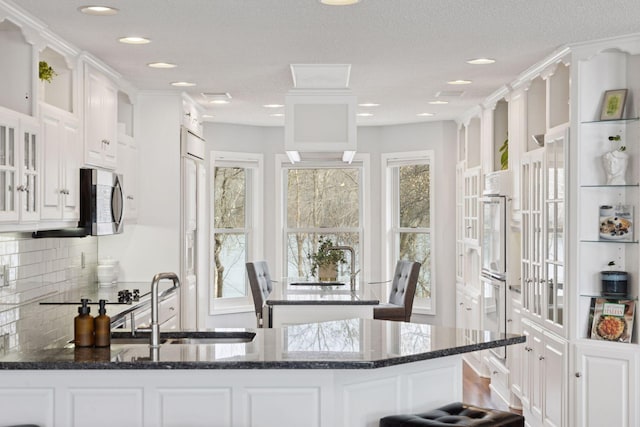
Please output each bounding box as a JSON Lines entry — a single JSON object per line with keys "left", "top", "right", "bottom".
{"left": 428, "top": 100, "right": 449, "bottom": 105}
{"left": 171, "top": 81, "right": 196, "bottom": 87}
{"left": 270, "top": 113, "right": 284, "bottom": 117}
{"left": 78, "top": 5, "right": 119, "bottom": 15}
{"left": 466, "top": 58, "right": 496, "bottom": 65}
{"left": 118, "top": 36, "right": 151, "bottom": 45}
{"left": 417, "top": 113, "right": 435, "bottom": 117}
{"left": 148, "top": 62, "right": 177, "bottom": 69}
{"left": 263, "top": 104, "right": 284, "bottom": 108}
{"left": 447, "top": 79, "right": 472, "bottom": 85}
{"left": 320, "top": 0, "right": 360, "bottom": 5}
{"left": 358, "top": 103, "right": 380, "bottom": 107}
{"left": 202, "top": 93, "right": 232, "bottom": 104}
{"left": 202, "top": 114, "right": 214, "bottom": 119}
{"left": 357, "top": 112, "right": 373, "bottom": 117}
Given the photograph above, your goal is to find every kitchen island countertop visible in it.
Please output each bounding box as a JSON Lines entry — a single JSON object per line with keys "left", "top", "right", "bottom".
{"left": 0, "top": 319, "right": 524, "bottom": 370}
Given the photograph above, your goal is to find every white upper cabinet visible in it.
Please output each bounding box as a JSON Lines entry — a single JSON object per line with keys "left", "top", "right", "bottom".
{"left": 40, "top": 103, "right": 80, "bottom": 221}
{"left": 84, "top": 64, "right": 117, "bottom": 169}
{"left": 0, "top": 109, "right": 40, "bottom": 224}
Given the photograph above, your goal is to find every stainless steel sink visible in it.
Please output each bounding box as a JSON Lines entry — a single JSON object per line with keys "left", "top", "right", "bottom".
{"left": 289, "top": 282, "right": 345, "bottom": 287}
{"left": 109, "top": 331, "right": 256, "bottom": 346}
{"left": 164, "top": 336, "right": 253, "bottom": 345}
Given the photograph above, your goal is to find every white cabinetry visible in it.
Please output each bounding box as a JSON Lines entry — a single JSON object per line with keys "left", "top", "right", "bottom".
{"left": 457, "top": 285, "right": 482, "bottom": 373}
{"left": 0, "top": 109, "right": 40, "bottom": 224}
{"left": 84, "top": 64, "right": 117, "bottom": 169}
{"left": 40, "top": 103, "right": 80, "bottom": 221}
{"left": 521, "top": 319, "right": 567, "bottom": 427}
{"left": 573, "top": 342, "right": 639, "bottom": 427}
{"left": 117, "top": 132, "right": 138, "bottom": 222}
{"left": 463, "top": 166, "right": 481, "bottom": 245}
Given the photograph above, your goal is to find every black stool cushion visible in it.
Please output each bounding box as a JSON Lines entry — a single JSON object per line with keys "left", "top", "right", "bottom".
{"left": 379, "top": 402, "right": 524, "bottom": 427}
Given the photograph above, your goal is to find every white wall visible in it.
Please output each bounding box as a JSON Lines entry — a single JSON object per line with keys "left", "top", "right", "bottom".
{"left": 204, "top": 120, "right": 458, "bottom": 327}
{"left": 99, "top": 93, "right": 182, "bottom": 282}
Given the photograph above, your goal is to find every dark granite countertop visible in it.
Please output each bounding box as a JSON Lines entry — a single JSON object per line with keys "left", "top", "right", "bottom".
{"left": 0, "top": 319, "right": 525, "bottom": 370}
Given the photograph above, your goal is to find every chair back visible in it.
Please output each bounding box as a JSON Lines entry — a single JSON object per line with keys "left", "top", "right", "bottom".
{"left": 387, "top": 260, "right": 421, "bottom": 320}
{"left": 246, "top": 261, "right": 274, "bottom": 325}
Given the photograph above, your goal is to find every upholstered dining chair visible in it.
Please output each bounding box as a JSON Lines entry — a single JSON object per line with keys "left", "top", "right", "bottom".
{"left": 246, "top": 261, "right": 274, "bottom": 327}
{"left": 373, "top": 260, "right": 421, "bottom": 322}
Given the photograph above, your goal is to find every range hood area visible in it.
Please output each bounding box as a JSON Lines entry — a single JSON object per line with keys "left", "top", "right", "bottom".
{"left": 285, "top": 64, "right": 357, "bottom": 163}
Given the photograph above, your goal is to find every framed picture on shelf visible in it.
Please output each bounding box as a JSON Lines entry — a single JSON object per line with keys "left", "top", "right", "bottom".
{"left": 599, "top": 204, "right": 634, "bottom": 242}
{"left": 590, "top": 298, "right": 635, "bottom": 343}
{"left": 600, "top": 89, "right": 628, "bottom": 120}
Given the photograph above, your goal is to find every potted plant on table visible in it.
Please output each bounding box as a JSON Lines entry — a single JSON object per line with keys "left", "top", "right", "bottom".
{"left": 308, "top": 236, "right": 347, "bottom": 281}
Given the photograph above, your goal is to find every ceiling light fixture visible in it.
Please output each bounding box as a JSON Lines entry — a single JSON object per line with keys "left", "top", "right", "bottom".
{"left": 358, "top": 103, "right": 380, "bottom": 107}
{"left": 148, "top": 62, "right": 177, "bottom": 69}
{"left": 357, "top": 112, "right": 373, "bottom": 117}
{"left": 447, "top": 79, "right": 472, "bottom": 85}
{"left": 171, "top": 81, "right": 196, "bottom": 87}
{"left": 118, "top": 36, "right": 151, "bottom": 45}
{"left": 78, "top": 6, "right": 119, "bottom": 15}
{"left": 417, "top": 113, "right": 435, "bottom": 117}
{"left": 428, "top": 100, "right": 448, "bottom": 105}
{"left": 203, "top": 93, "right": 232, "bottom": 104}
{"left": 263, "top": 104, "right": 284, "bottom": 108}
{"left": 202, "top": 114, "right": 214, "bottom": 119}
{"left": 270, "top": 113, "right": 284, "bottom": 117}
{"left": 320, "top": 0, "right": 361, "bottom": 5}
{"left": 342, "top": 150, "right": 357, "bottom": 164}
{"left": 286, "top": 151, "right": 301, "bottom": 164}
{"left": 466, "top": 58, "right": 496, "bottom": 65}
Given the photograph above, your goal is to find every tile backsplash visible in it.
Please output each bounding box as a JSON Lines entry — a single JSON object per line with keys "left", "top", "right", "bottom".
{"left": 0, "top": 233, "right": 98, "bottom": 352}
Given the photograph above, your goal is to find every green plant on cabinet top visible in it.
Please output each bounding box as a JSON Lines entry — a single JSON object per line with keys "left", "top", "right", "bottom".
{"left": 39, "top": 61, "right": 57, "bottom": 83}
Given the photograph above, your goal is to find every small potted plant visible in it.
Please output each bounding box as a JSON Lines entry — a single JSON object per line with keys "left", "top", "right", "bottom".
{"left": 38, "top": 60, "right": 57, "bottom": 83}
{"left": 308, "top": 236, "right": 346, "bottom": 281}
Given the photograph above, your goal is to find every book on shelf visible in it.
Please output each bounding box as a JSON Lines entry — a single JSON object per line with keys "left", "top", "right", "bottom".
{"left": 599, "top": 204, "right": 633, "bottom": 242}
{"left": 589, "top": 298, "right": 635, "bottom": 343}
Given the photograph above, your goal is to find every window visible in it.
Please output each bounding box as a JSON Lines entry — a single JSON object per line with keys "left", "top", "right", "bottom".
{"left": 384, "top": 151, "right": 434, "bottom": 313}
{"left": 211, "top": 152, "right": 262, "bottom": 307}
{"left": 284, "top": 166, "right": 362, "bottom": 283}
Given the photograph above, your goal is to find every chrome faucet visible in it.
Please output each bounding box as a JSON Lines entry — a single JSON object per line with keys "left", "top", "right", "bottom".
{"left": 328, "top": 246, "right": 358, "bottom": 292}
{"left": 150, "top": 272, "right": 180, "bottom": 349}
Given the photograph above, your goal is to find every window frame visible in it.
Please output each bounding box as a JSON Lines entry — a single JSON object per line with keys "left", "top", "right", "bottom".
{"left": 275, "top": 154, "right": 371, "bottom": 285}
{"left": 210, "top": 151, "right": 263, "bottom": 314}
{"left": 382, "top": 150, "right": 436, "bottom": 315}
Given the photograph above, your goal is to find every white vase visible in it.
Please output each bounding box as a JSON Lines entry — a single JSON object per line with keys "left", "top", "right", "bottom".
{"left": 602, "top": 150, "right": 629, "bottom": 185}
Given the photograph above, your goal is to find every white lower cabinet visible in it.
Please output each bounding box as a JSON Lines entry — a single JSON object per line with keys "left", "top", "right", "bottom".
{"left": 573, "top": 342, "right": 638, "bottom": 427}
{"left": 457, "top": 285, "right": 482, "bottom": 373}
{"left": 40, "top": 104, "right": 80, "bottom": 221}
{"left": 521, "top": 319, "right": 567, "bottom": 427}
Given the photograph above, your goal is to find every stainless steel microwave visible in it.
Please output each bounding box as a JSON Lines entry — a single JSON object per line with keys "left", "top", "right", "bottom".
{"left": 79, "top": 168, "right": 124, "bottom": 236}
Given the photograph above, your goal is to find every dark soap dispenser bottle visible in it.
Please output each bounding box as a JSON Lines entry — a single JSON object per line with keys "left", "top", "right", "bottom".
{"left": 74, "top": 298, "right": 95, "bottom": 347}
{"left": 94, "top": 299, "right": 111, "bottom": 348}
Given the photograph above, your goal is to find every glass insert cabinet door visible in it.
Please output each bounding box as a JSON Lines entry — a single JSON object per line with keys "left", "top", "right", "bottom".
{"left": 20, "top": 128, "right": 39, "bottom": 221}
{"left": 544, "top": 129, "right": 566, "bottom": 329}
{"left": 0, "top": 120, "right": 18, "bottom": 221}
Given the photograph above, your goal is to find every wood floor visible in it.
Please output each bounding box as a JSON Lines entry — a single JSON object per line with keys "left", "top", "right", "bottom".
{"left": 462, "top": 361, "right": 523, "bottom": 415}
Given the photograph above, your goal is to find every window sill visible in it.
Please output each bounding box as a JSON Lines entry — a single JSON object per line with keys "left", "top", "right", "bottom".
{"left": 211, "top": 300, "right": 254, "bottom": 316}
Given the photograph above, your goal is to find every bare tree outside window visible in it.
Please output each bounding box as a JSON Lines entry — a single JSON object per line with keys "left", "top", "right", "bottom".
{"left": 213, "top": 166, "right": 248, "bottom": 298}
{"left": 397, "top": 163, "right": 431, "bottom": 299}
{"left": 286, "top": 168, "right": 361, "bottom": 281}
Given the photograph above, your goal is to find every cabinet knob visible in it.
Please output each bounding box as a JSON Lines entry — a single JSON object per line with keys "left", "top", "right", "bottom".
{"left": 465, "top": 307, "right": 472, "bottom": 311}
{"left": 539, "top": 355, "right": 545, "bottom": 361}
{"left": 127, "top": 195, "right": 134, "bottom": 200}
{"left": 101, "top": 139, "right": 110, "bottom": 145}
{"left": 575, "top": 372, "right": 582, "bottom": 378}
{"left": 17, "top": 185, "right": 26, "bottom": 192}
{"left": 524, "top": 346, "right": 532, "bottom": 352}
{"left": 507, "top": 318, "right": 513, "bottom": 323}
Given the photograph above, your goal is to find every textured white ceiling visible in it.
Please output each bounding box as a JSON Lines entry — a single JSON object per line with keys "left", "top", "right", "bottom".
{"left": 12, "top": 0, "right": 640, "bottom": 126}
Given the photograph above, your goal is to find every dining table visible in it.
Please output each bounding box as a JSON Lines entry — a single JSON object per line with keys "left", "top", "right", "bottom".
{"left": 263, "top": 279, "right": 384, "bottom": 328}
